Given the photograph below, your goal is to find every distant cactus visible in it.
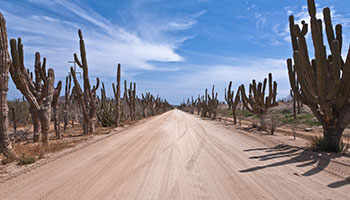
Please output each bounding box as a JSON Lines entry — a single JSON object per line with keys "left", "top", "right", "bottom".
{"left": 112, "top": 64, "right": 121, "bottom": 126}
{"left": 208, "top": 86, "right": 219, "bottom": 119}
{"left": 71, "top": 29, "right": 100, "bottom": 134}
{"left": 226, "top": 81, "right": 241, "bottom": 124}
{"left": 124, "top": 80, "right": 136, "bottom": 121}
{"left": 64, "top": 74, "right": 71, "bottom": 132}
{"left": 240, "top": 73, "right": 278, "bottom": 130}
{"left": 200, "top": 89, "right": 208, "bottom": 118}
{"left": 287, "top": 0, "right": 350, "bottom": 151}
{"left": 52, "top": 81, "right": 62, "bottom": 138}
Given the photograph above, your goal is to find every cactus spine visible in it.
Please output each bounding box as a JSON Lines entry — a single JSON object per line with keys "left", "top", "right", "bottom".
{"left": 287, "top": 0, "right": 350, "bottom": 151}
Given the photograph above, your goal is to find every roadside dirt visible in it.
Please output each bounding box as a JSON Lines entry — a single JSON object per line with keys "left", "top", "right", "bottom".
{"left": 0, "top": 110, "right": 349, "bottom": 199}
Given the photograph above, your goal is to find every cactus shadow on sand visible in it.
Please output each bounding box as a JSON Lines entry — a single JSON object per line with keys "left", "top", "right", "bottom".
{"left": 239, "top": 144, "right": 350, "bottom": 188}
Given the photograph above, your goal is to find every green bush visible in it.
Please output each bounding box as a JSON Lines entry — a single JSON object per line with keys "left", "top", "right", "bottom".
{"left": 17, "top": 155, "right": 36, "bottom": 165}
{"left": 310, "top": 136, "right": 348, "bottom": 153}
{"left": 8, "top": 98, "right": 30, "bottom": 126}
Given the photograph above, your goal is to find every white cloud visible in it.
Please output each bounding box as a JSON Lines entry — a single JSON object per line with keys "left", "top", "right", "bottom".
{"left": 1, "top": 0, "right": 199, "bottom": 80}
{"left": 167, "top": 58, "right": 290, "bottom": 102}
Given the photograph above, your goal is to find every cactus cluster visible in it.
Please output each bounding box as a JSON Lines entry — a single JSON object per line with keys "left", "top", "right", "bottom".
{"left": 287, "top": 0, "right": 350, "bottom": 151}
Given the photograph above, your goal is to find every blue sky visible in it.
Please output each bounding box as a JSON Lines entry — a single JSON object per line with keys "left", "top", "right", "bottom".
{"left": 1, "top": 0, "right": 350, "bottom": 104}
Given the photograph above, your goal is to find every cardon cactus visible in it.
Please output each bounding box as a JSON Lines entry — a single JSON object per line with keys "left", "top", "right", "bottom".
{"left": 71, "top": 29, "right": 100, "bottom": 134}
{"left": 64, "top": 74, "right": 71, "bottom": 132}
{"left": 240, "top": 73, "right": 278, "bottom": 129}
{"left": 10, "top": 35, "right": 56, "bottom": 145}
{"left": 124, "top": 80, "right": 136, "bottom": 121}
{"left": 226, "top": 81, "right": 241, "bottom": 124}
{"left": 208, "top": 86, "right": 219, "bottom": 119}
{"left": 0, "top": 13, "right": 16, "bottom": 158}
{"left": 52, "top": 81, "right": 62, "bottom": 138}
{"left": 287, "top": 0, "right": 350, "bottom": 152}
{"left": 112, "top": 64, "right": 121, "bottom": 126}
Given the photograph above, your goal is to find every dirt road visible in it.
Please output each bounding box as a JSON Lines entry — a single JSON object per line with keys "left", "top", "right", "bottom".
{"left": 1, "top": 110, "right": 349, "bottom": 200}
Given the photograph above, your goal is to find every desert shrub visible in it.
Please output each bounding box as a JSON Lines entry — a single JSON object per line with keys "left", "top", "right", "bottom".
{"left": 17, "top": 155, "right": 36, "bottom": 165}
{"left": 265, "top": 112, "right": 283, "bottom": 135}
{"left": 309, "top": 136, "right": 348, "bottom": 153}
{"left": 8, "top": 98, "right": 30, "bottom": 126}
{"left": 97, "top": 100, "right": 115, "bottom": 127}
{"left": 281, "top": 111, "right": 321, "bottom": 126}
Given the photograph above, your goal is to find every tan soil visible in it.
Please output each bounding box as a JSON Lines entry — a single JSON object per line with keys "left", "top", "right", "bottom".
{"left": 0, "top": 110, "right": 349, "bottom": 200}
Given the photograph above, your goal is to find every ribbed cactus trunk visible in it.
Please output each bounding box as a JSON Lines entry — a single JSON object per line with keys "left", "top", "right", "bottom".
{"left": 9, "top": 37, "right": 56, "bottom": 144}
{"left": 115, "top": 64, "right": 121, "bottom": 126}
{"left": 287, "top": 0, "right": 350, "bottom": 151}
{"left": 0, "top": 13, "right": 16, "bottom": 158}
{"left": 31, "top": 107, "right": 41, "bottom": 142}
{"left": 53, "top": 81, "right": 62, "bottom": 138}
{"left": 39, "top": 69, "right": 55, "bottom": 144}
{"left": 132, "top": 83, "right": 136, "bottom": 121}
{"left": 72, "top": 30, "right": 100, "bottom": 134}
{"left": 64, "top": 75, "right": 71, "bottom": 132}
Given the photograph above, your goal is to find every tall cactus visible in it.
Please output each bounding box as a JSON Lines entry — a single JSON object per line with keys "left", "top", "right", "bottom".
{"left": 124, "top": 80, "right": 136, "bottom": 121}
{"left": 52, "top": 81, "right": 62, "bottom": 138}
{"left": 195, "top": 94, "right": 201, "bottom": 115}
{"left": 10, "top": 38, "right": 56, "bottom": 144}
{"left": 200, "top": 89, "right": 208, "bottom": 117}
{"left": 207, "top": 86, "right": 219, "bottom": 119}
{"left": 0, "top": 13, "right": 16, "bottom": 158}
{"left": 71, "top": 29, "right": 100, "bottom": 134}
{"left": 287, "top": 0, "right": 350, "bottom": 152}
{"left": 226, "top": 81, "right": 241, "bottom": 124}
{"left": 240, "top": 73, "right": 278, "bottom": 129}
{"left": 64, "top": 74, "right": 71, "bottom": 132}
{"left": 112, "top": 64, "right": 121, "bottom": 126}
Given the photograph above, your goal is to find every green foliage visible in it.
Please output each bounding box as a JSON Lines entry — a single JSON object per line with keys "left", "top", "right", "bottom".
{"left": 97, "top": 99, "right": 115, "bottom": 127}
{"left": 8, "top": 98, "right": 30, "bottom": 125}
{"left": 281, "top": 111, "right": 321, "bottom": 126}
{"left": 17, "top": 155, "right": 36, "bottom": 165}
{"left": 310, "top": 136, "right": 348, "bottom": 153}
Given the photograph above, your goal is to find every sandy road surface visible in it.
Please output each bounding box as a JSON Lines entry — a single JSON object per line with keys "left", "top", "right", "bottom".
{"left": 1, "top": 110, "right": 350, "bottom": 200}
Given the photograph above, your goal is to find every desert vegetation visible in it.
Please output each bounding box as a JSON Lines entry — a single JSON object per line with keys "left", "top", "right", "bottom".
{"left": 0, "top": 14, "right": 172, "bottom": 164}
{"left": 179, "top": 0, "right": 350, "bottom": 153}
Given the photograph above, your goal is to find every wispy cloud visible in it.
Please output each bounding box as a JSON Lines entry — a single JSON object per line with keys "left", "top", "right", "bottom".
{"left": 162, "top": 57, "right": 290, "bottom": 102}
{"left": 1, "top": 0, "right": 201, "bottom": 79}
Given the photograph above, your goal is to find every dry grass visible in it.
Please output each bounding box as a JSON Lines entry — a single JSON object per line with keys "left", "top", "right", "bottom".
{"left": 1, "top": 123, "right": 114, "bottom": 165}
